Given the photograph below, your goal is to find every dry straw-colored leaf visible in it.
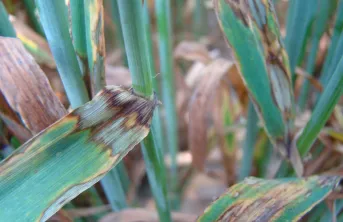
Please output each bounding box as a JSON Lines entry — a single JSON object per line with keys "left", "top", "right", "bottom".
{"left": 188, "top": 58, "right": 234, "bottom": 171}
{"left": 0, "top": 37, "right": 67, "bottom": 134}
{"left": 0, "top": 91, "right": 32, "bottom": 142}
{"left": 10, "top": 16, "right": 55, "bottom": 68}
{"left": 174, "top": 41, "right": 211, "bottom": 64}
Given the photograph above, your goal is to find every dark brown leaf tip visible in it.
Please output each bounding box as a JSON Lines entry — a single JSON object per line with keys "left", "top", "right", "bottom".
{"left": 101, "top": 86, "right": 158, "bottom": 128}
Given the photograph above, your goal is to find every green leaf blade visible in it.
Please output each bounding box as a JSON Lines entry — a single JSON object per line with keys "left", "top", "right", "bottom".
{"left": 0, "top": 86, "right": 157, "bottom": 221}
{"left": 198, "top": 176, "right": 342, "bottom": 222}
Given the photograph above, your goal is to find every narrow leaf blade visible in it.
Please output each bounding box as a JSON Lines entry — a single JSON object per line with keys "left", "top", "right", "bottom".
{"left": 198, "top": 176, "right": 342, "bottom": 221}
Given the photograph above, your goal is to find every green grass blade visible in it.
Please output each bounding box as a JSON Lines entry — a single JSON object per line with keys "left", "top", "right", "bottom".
{"left": 0, "top": 1, "right": 16, "bottom": 37}
{"left": 320, "top": 200, "right": 343, "bottom": 222}
{"left": 117, "top": 1, "right": 172, "bottom": 221}
{"left": 36, "top": 0, "right": 89, "bottom": 108}
{"left": 142, "top": 1, "right": 164, "bottom": 151}
{"left": 198, "top": 176, "right": 342, "bottom": 221}
{"left": 214, "top": 0, "right": 302, "bottom": 175}
{"left": 155, "top": 0, "right": 180, "bottom": 208}
{"left": 109, "top": 0, "right": 127, "bottom": 66}
{"left": 320, "top": 0, "right": 343, "bottom": 86}
{"left": 23, "top": 0, "right": 45, "bottom": 36}
{"left": 0, "top": 86, "right": 157, "bottom": 221}
{"left": 84, "top": 0, "right": 106, "bottom": 96}
{"left": 298, "top": 55, "right": 343, "bottom": 157}
{"left": 238, "top": 102, "right": 258, "bottom": 181}
{"left": 285, "top": 0, "right": 318, "bottom": 81}
{"left": 298, "top": 0, "right": 336, "bottom": 110}
{"left": 100, "top": 167, "right": 127, "bottom": 211}
{"left": 69, "top": 0, "right": 89, "bottom": 78}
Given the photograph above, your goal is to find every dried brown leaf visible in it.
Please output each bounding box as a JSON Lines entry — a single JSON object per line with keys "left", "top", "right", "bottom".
{"left": 0, "top": 37, "right": 67, "bottom": 134}
{"left": 11, "top": 17, "right": 55, "bottom": 68}
{"left": 174, "top": 41, "right": 211, "bottom": 64}
{"left": 0, "top": 91, "right": 32, "bottom": 142}
{"left": 188, "top": 59, "right": 234, "bottom": 171}
{"left": 99, "top": 209, "right": 196, "bottom": 222}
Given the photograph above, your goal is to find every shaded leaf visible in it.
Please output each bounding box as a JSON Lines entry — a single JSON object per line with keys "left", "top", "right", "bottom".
{"left": 188, "top": 59, "right": 234, "bottom": 170}
{"left": 0, "top": 37, "right": 67, "bottom": 134}
{"left": 0, "top": 86, "right": 157, "bottom": 221}
{"left": 198, "top": 176, "right": 342, "bottom": 221}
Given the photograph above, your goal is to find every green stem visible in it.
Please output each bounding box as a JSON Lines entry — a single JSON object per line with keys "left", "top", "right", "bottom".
{"left": 298, "top": 0, "right": 335, "bottom": 110}
{"left": 0, "top": 1, "right": 16, "bottom": 37}
{"left": 117, "top": 1, "right": 171, "bottom": 221}
{"left": 320, "top": 0, "right": 343, "bottom": 87}
{"left": 109, "top": 0, "right": 128, "bottom": 66}
{"left": 35, "top": 0, "right": 104, "bottom": 212}
{"left": 70, "top": 0, "right": 88, "bottom": 78}
{"left": 36, "top": 0, "right": 89, "bottom": 108}
{"left": 23, "top": 0, "right": 45, "bottom": 36}
{"left": 84, "top": 0, "right": 106, "bottom": 96}
{"left": 297, "top": 55, "right": 343, "bottom": 157}
{"left": 238, "top": 102, "right": 259, "bottom": 181}
{"left": 155, "top": 0, "right": 180, "bottom": 209}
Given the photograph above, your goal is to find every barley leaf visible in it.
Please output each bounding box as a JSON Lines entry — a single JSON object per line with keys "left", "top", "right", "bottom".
{"left": 214, "top": 0, "right": 302, "bottom": 175}
{"left": 198, "top": 176, "right": 342, "bottom": 221}
{"left": 0, "top": 86, "right": 157, "bottom": 221}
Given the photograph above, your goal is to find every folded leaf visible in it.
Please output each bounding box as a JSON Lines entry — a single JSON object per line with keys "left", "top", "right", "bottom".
{"left": 0, "top": 86, "right": 157, "bottom": 221}
{"left": 214, "top": 0, "right": 302, "bottom": 175}
{"left": 198, "top": 176, "right": 342, "bottom": 222}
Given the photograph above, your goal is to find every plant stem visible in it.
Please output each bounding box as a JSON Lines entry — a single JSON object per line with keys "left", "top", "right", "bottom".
{"left": 23, "top": 0, "right": 45, "bottom": 36}
{"left": 36, "top": 0, "right": 89, "bottom": 108}
{"left": 297, "top": 55, "right": 343, "bottom": 157}
{"left": 238, "top": 102, "right": 259, "bottom": 181}
{"left": 70, "top": 0, "right": 89, "bottom": 79}
{"left": 36, "top": 0, "right": 104, "bottom": 211}
{"left": 84, "top": 0, "right": 106, "bottom": 96}
{"left": 0, "top": 1, "right": 16, "bottom": 37}
{"left": 109, "top": 0, "right": 127, "bottom": 66}
{"left": 117, "top": 1, "right": 171, "bottom": 221}
{"left": 84, "top": 0, "right": 128, "bottom": 210}
{"left": 155, "top": 0, "right": 180, "bottom": 209}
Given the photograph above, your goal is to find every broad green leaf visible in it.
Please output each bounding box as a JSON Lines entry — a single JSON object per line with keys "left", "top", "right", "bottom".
{"left": 198, "top": 176, "right": 342, "bottom": 222}
{"left": 214, "top": 0, "right": 302, "bottom": 175}
{"left": 0, "top": 86, "right": 157, "bottom": 221}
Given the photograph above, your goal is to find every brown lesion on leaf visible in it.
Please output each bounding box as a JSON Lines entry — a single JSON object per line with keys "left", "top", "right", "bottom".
{"left": 217, "top": 181, "right": 309, "bottom": 221}
{"left": 101, "top": 87, "right": 158, "bottom": 129}
{"left": 223, "top": 0, "right": 250, "bottom": 26}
